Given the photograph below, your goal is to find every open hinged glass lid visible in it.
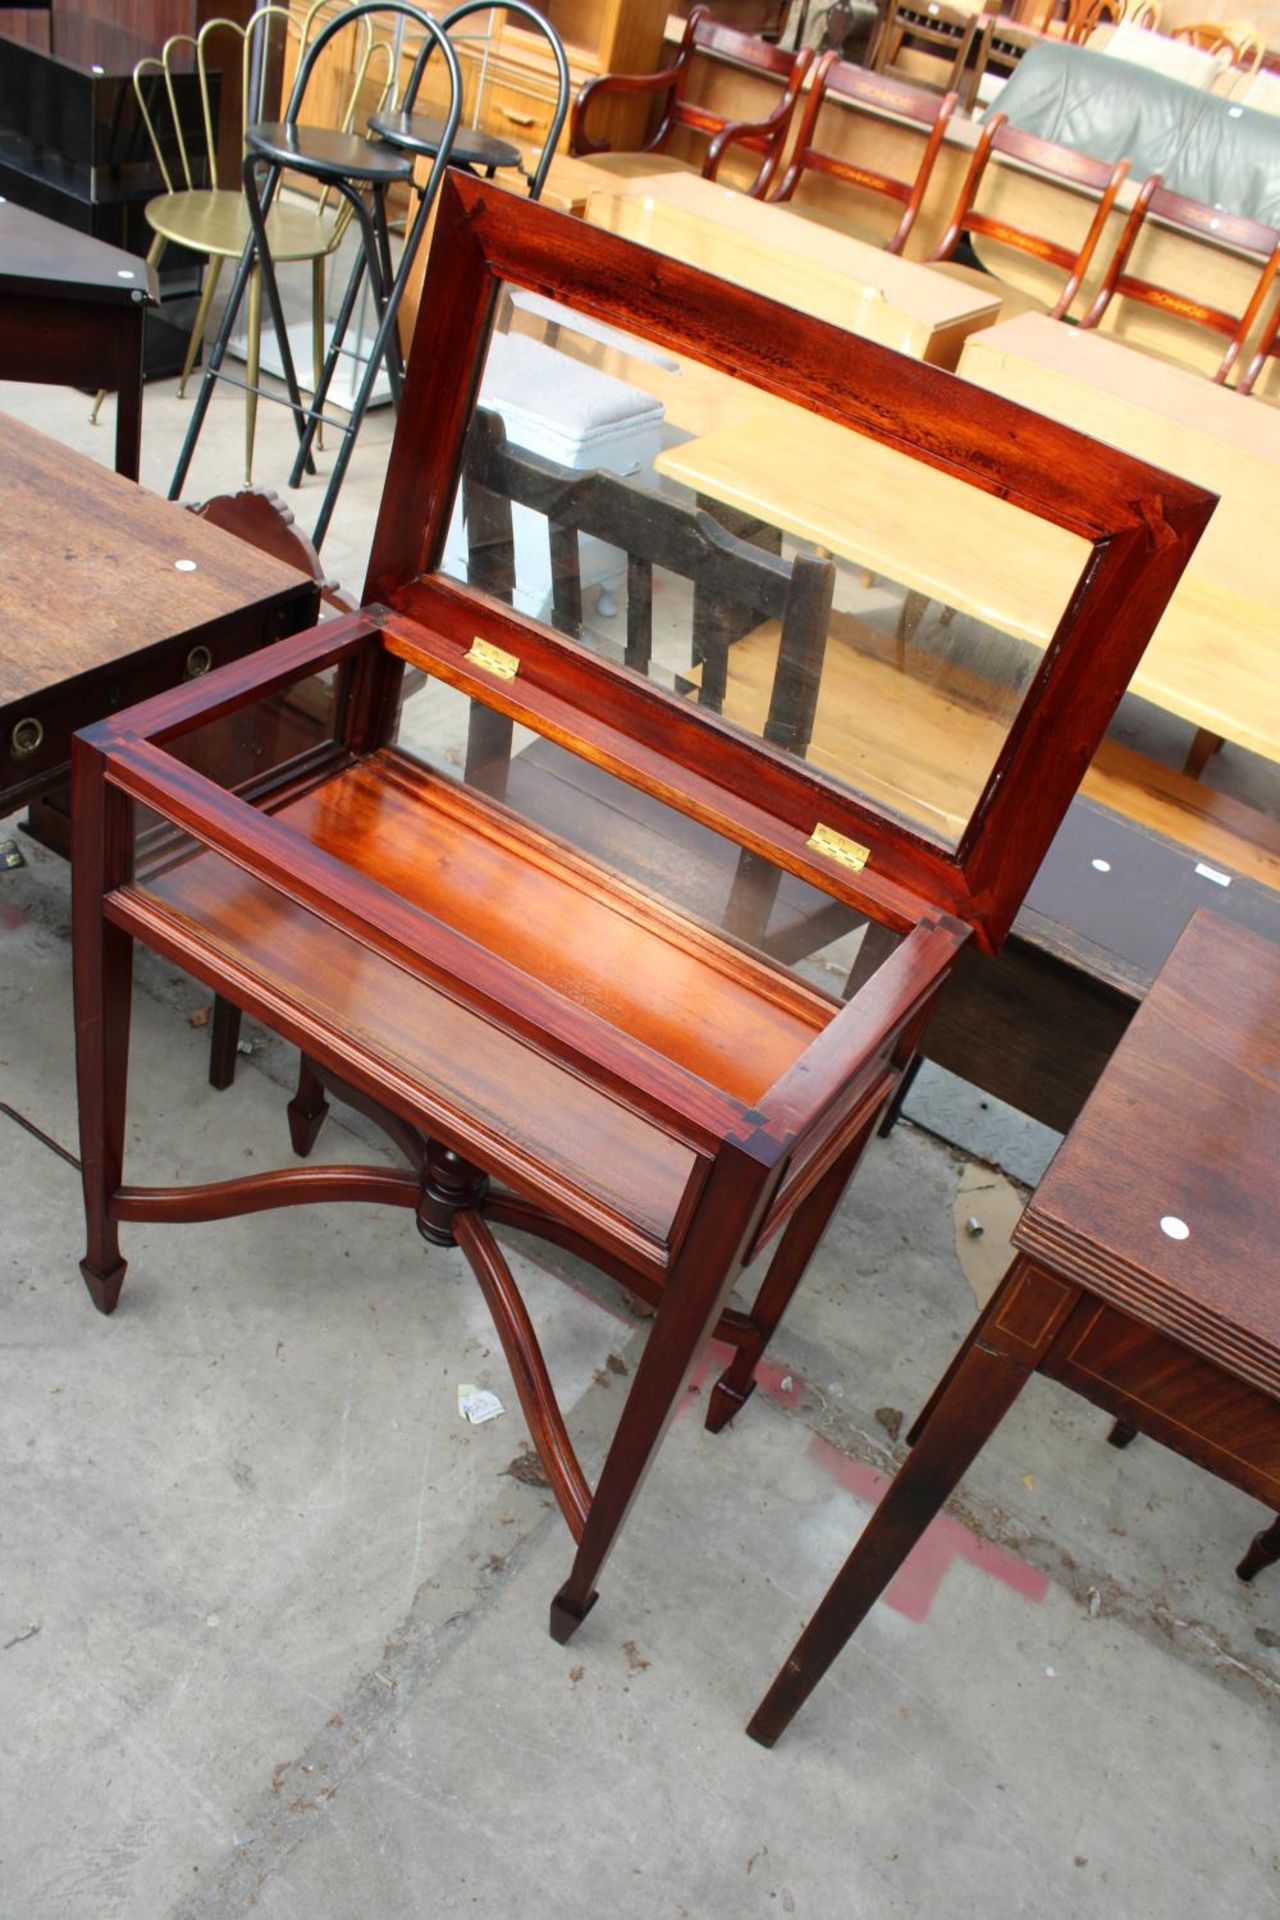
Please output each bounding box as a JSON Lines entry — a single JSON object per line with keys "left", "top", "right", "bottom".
{"left": 365, "top": 173, "right": 1214, "bottom": 954}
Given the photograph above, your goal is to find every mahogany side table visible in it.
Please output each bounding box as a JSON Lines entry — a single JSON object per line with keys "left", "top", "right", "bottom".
{"left": 0, "top": 200, "right": 157, "bottom": 480}
{"left": 750, "top": 908, "right": 1280, "bottom": 1746}
{"left": 0, "top": 415, "right": 320, "bottom": 842}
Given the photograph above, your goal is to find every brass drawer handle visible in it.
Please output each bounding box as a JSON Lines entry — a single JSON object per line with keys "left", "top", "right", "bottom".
{"left": 184, "top": 644, "right": 213, "bottom": 680}
{"left": 10, "top": 716, "right": 44, "bottom": 760}
{"left": 498, "top": 106, "right": 537, "bottom": 127}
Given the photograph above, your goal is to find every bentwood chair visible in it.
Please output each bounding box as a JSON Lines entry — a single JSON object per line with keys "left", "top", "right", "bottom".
{"left": 928, "top": 114, "right": 1131, "bottom": 321}
{"left": 570, "top": 5, "right": 815, "bottom": 199}
{"left": 768, "top": 53, "right": 957, "bottom": 256}
{"left": 168, "top": 2, "right": 463, "bottom": 551}
{"left": 1170, "top": 18, "right": 1262, "bottom": 68}
{"left": 1078, "top": 177, "right": 1280, "bottom": 385}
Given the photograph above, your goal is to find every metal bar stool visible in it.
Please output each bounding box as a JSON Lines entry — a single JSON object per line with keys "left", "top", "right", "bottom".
{"left": 368, "top": 2, "right": 571, "bottom": 203}
{"left": 169, "top": 1, "right": 463, "bottom": 549}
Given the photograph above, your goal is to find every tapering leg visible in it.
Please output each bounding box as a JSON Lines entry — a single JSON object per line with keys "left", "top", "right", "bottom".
{"left": 550, "top": 1142, "right": 775, "bottom": 1641}
{"left": 1237, "top": 1513, "right": 1280, "bottom": 1582}
{"left": 747, "top": 1329, "right": 1034, "bottom": 1747}
{"left": 245, "top": 264, "right": 263, "bottom": 486}
{"left": 71, "top": 745, "right": 134, "bottom": 1314}
{"left": 288, "top": 1055, "right": 330, "bottom": 1157}
{"left": 180, "top": 254, "right": 224, "bottom": 399}
{"left": 207, "top": 995, "right": 242, "bottom": 1091}
{"left": 311, "top": 254, "right": 327, "bottom": 452}
{"left": 112, "top": 304, "right": 146, "bottom": 483}
{"left": 706, "top": 1133, "right": 866, "bottom": 1433}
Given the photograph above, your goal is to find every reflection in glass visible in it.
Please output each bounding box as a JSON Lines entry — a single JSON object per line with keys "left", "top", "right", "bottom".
{"left": 435, "top": 284, "right": 1092, "bottom": 851}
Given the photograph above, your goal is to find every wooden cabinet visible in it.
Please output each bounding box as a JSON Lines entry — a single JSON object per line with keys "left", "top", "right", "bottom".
{"left": 284, "top": 0, "right": 670, "bottom": 159}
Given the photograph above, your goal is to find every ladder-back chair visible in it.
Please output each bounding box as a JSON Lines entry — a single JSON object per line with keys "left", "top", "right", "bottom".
{"left": 1079, "top": 176, "right": 1280, "bottom": 384}
{"left": 769, "top": 53, "right": 957, "bottom": 256}
{"left": 928, "top": 114, "right": 1131, "bottom": 321}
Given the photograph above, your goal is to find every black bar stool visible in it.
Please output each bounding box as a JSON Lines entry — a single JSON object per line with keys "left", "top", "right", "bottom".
{"left": 169, "top": 1, "right": 463, "bottom": 550}
{"left": 369, "top": 2, "right": 571, "bottom": 204}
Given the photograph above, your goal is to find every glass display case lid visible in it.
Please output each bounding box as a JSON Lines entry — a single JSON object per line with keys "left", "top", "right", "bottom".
{"left": 363, "top": 174, "right": 1214, "bottom": 953}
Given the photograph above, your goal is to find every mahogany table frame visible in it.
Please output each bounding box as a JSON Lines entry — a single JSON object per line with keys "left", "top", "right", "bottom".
{"left": 750, "top": 910, "right": 1280, "bottom": 1748}
{"left": 72, "top": 175, "right": 1211, "bottom": 1641}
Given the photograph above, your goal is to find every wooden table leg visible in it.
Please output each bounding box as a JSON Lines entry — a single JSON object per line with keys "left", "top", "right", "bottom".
{"left": 1237, "top": 1513, "right": 1280, "bottom": 1582}
{"left": 71, "top": 739, "right": 135, "bottom": 1314}
{"left": 747, "top": 1257, "right": 1076, "bottom": 1746}
{"left": 111, "top": 304, "right": 146, "bottom": 483}
{"left": 550, "top": 1139, "right": 777, "bottom": 1641}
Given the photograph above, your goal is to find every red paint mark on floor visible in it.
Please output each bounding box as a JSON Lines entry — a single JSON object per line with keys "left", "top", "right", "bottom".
{"left": 0, "top": 900, "right": 29, "bottom": 931}
{"left": 809, "top": 1432, "right": 1048, "bottom": 1621}
{"left": 678, "top": 1346, "right": 1046, "bottom": 1620}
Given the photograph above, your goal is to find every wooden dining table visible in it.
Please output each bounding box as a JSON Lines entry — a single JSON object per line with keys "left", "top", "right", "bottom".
{"left": 581, "top": 170, "right": 1003, "bottom": 372}
{"left": 957, "top": 313, "right": 1280, "bottom": 770}
{"left": 656, "top": 316, "right": 1280, "bottom": 772}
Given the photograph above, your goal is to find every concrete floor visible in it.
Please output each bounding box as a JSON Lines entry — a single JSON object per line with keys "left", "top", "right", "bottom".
{"left": 2, "top": 352, "right": 1279, "bottom": 1918}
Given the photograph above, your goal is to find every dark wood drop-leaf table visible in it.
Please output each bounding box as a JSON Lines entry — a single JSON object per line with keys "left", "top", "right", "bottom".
{"left": 71, "top": 174, "right": 1212, "bottom": 1642}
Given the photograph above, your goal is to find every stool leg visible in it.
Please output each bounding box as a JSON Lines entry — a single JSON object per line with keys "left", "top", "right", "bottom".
{"left": 1237, "top": 1513, "right": 1280, "bottom": 1582}
{"left": 310, "top": 176, "right": 445, "bottom": 549}
{"left": 241, "top": 158, "right": 314, "bottom": 455}
{"left": 245, "top": 264, "right": 263, "bottom": 487}
{"left": 288, "top": 243, "right": 369, "bottom": 489}
{"left": 311, "top": 255, "right": 327, "bottom": 453}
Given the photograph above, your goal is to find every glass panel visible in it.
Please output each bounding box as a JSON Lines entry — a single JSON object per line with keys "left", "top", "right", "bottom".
{"left": 434, "top": 283, "right": 1094, "bottom": 851}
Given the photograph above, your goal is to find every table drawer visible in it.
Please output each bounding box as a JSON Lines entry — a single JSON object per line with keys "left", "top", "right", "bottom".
{"left": 1044, "top": 1300, "right": 1280, "bottom": 1502}
{"left": 0, "top": 591, "right": 316, "bottom": 813}
{"left": 481, "top": 77, "right": 559, "bottom": 151}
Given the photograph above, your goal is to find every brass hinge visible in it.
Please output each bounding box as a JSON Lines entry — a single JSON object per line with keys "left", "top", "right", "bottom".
{"left": 807, "top": 822, "right": 870, "bottom": 873}
{"left": 465, "top": 636, "right": 520, "bottom": 681}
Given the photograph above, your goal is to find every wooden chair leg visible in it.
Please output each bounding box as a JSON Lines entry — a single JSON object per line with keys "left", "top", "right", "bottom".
{"left": 1107, "top": 1418, "right": 1138, "bottom": 1449}
{"left": 747, "top": 1299, "right": 1038, "bottom": 1747}
{"left": 1236, "top": 1512, "right": 1280, "bottom": 1582}
{"left": 207, "top": 996, "right": 242, "bottom": 1090}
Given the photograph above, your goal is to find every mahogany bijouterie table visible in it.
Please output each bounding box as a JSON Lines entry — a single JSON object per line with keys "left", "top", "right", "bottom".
{"left": 750, "top": 909, "right": 1280, "bottom": 1748}
{"left": 70, "top": 174, "right": 1210, "bottom": 1645}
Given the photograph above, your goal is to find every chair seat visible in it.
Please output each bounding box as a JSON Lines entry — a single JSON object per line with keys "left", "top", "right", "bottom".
{"left": 369, "top": 108, "right": 522, "bottom": 172}
{"left": 144, "top": 189, "right": 344, "bottom": 262}
{"left": 931, "top": 258, "right": 1056, "bottom": 319}
{"left": 245, "top": 121, "right": 414, "bottom": 184}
